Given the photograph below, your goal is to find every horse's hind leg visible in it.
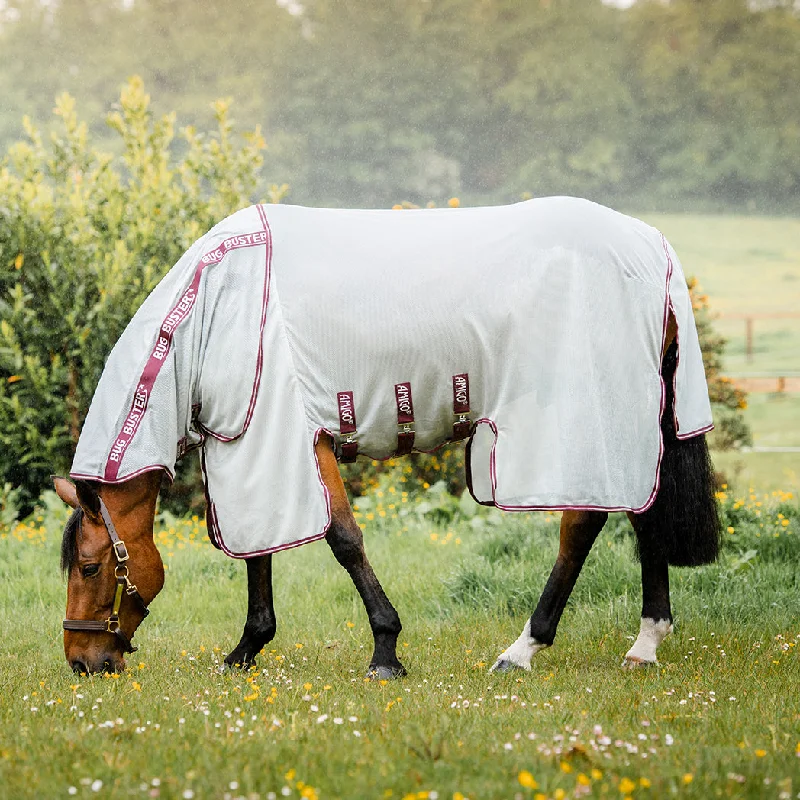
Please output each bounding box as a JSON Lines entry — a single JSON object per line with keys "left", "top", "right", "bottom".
{"left": 225, "top": 555, "right": 276, "bottom": 667}
{"left": 491, "top": 510, "right": 607, "bottom": 672}
{"left": 622, "top": 511, "right": 673, "bottom": 667}
{"left": 317, "top": 437, "right": 406, "bottom": 679}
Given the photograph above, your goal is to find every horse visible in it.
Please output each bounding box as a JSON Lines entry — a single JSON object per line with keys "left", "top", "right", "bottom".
{"left": 54, "top": 197, "right": 720, "bottom": 675}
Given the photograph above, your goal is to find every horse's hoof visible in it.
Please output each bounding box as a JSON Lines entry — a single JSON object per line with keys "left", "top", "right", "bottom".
{"left": 223, "top": 650, "right": 257, "bottom": 669}
{"left": 490, "top": 657, "right": 528, "bottom": 674}
{"left": 621, "top": 656, "right": 657, "bottom": 670}
{"left": 366, "top": 664, "right": 407, "bottom": 680}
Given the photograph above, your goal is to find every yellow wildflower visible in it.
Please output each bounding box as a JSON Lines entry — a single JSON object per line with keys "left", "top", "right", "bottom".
{"left": 517, "top": 770, "right": 537, "bottom": 789}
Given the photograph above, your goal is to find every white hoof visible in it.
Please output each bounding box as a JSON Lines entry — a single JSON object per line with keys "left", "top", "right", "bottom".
{"left": 491, "top": 620, "right": 549, "bottom": 673}
{"left": 490, "top": 656, "right": 531, "bottom": 674}
{"left": 621, "top": 655, "right": 657, "bottom": 670}
{"left": 624, "top": 618, "right": 673, "bottom": 666}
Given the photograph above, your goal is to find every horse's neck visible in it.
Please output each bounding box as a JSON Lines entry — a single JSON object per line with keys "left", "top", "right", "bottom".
{"left": 100, "top": 470, "right": 163, "bottom": 533}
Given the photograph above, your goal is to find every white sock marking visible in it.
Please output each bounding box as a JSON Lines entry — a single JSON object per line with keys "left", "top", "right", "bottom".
{"left": 624, "top": 617, "right": 673, "bottom": 664}
{"left": 491, "top": 619, "right": 549, "bottom": 671}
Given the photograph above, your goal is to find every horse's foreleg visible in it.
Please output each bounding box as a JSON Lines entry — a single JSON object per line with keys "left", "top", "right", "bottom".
{"left": 623, "top": 511, "right": 673, "bottom": 667}
{"left": 225, "top": 554, "right": 276, "bottom": 667}
{"left": 491, "top": 510, "right": 607, "bottom": 672}
{"left": 317, "top": 438, "right": 406, "bottom": 679}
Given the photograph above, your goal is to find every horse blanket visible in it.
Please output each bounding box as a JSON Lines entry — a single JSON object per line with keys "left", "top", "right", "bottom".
{"left": 71, "top": 197, "right": 713, "bottom": 557}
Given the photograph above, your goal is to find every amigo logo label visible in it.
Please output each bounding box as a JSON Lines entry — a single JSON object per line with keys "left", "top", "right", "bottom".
{"left": 337, "top": 391, "right": 357, "bottom": 434}
{"left": 452, "top": 373, "right": 470, "bottom": 413}
{"left": 394, "top": 382, "right": 414, "bottom": 424}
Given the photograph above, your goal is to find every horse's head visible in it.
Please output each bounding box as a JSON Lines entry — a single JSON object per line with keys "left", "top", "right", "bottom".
{"left": 54, "top": 473, "right": 164, "bottom": 673}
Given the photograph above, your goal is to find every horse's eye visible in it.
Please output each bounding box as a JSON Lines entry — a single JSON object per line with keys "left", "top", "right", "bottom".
{"left": 81, "top": 564, "right": 100, "bottom": 578}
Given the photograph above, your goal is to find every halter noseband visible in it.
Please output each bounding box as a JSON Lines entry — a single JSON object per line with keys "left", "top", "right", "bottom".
{"left": 63, "top": 497, "right": 150, "bottom": 654}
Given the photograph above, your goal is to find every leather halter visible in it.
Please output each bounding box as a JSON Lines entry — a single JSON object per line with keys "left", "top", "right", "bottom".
{"left": 62, "top": 497, "right": 150, "bottom": 654}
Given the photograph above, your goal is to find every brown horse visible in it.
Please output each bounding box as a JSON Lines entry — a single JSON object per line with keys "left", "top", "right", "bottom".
{"left": 55, "top": 323, "right": 720, "bottom": 676}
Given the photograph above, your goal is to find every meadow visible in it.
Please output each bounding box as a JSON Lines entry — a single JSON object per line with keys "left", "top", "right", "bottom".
{"left": 0, "top": 214, "right": 798, "bottom": 799}
{"left": 644, "top": 213, "right": 800, "bottom": 494}
{"left": 0, "top": 485, "right": 798, "bottom": 799}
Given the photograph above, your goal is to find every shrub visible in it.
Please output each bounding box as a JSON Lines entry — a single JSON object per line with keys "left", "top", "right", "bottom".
{"left": 0, "top": 77, "right": 276, "bottom": 508}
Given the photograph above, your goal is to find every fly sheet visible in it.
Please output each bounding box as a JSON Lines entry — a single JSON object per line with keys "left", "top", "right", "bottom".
{"left": 71, "top": 197, "right": 713, "bottom": 557}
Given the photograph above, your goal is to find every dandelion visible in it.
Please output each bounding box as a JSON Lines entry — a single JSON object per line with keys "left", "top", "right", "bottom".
{"left": 518, "top": 770, "right": 537, "bottom": 789}
{"left": 619, "top": 777, "right": 636, "bottom": 794}
{"left": 682, "top": 774, "right": 694, "bottom": 784}
{"left": 755, "top": 749, "right": 767, "bottom": 757}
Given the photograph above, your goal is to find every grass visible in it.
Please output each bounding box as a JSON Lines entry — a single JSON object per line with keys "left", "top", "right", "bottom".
{"left": 642, "top": 213, "right": 800, "bottom": 377}
{"left": 1, "top": 488, "right": 798, "bottom": 799}
{"left": 638, "top": 214, "right": 800, "bottom": 494}
{"left": 712, "top": 393, "right": 800, "bottom": 495}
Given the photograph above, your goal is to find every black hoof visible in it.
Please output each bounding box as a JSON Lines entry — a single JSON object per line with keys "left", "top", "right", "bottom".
{"left": 489, "top": 657, "right": 526, "bottom": 674}
{"left": 224, "top": 643, "right": 261, "bottom": 669}
{"left": 366, "top": 663, "right": 407, "bottom": 680}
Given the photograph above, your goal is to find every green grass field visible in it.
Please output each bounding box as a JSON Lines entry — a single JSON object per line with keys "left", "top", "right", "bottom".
{"left": 1, "top": 490, "right": 798, "bottom": 799}
{"left": 644, "top": 212, "right": 800, "bottom": 376}
{"left": 0, "top": 214, "right": 797, "bottom": 798}
{"left": 641, "top": 214, "right": 800, "bottom": 494}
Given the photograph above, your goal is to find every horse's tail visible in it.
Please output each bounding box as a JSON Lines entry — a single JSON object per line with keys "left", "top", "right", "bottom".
{"left": 634, "top": 342, "right": 721, "bottom": 567}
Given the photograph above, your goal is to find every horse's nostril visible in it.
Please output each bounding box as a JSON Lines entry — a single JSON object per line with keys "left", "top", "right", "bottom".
{"left": 70, "top": 659, "right": 88, "bottom": 674}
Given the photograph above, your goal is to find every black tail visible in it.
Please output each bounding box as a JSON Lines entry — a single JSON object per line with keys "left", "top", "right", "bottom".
{"left": 634, "top": 343, "right": 721, "bottom": 567}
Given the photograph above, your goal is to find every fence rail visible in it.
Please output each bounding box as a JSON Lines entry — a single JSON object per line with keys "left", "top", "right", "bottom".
{"left": 717, "top": 312, "right": 800, "bottom": 363}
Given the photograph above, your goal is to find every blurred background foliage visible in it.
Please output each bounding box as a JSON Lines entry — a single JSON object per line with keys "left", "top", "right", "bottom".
{"left": 0, "top": 0, "right": 798, "bottom": 212}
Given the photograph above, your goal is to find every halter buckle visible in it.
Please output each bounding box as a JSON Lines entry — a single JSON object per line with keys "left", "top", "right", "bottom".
{"left": 105, "top": 616, "right": 121, "bottom": 634}
{"left": 112, "top": 540, "right": 129, "bottom": 562}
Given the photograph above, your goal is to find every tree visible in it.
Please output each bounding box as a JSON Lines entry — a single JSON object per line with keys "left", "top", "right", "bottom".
{"left": 0, "top": 77, "right": 271, "bottom": 506}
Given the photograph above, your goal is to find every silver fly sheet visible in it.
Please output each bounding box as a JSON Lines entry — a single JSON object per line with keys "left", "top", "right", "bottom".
{"left": 72, "top": 198, "right": 713, "bottom": 557}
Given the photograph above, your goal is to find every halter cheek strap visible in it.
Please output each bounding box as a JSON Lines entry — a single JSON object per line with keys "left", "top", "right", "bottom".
{"left": 62, "top": 497, "right": 150, "bottom": 655}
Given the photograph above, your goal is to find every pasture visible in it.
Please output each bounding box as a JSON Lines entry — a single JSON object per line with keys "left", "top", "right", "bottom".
{"left": 644, "top": 213, "right": 800, "bottom": 494}
{"left": 1, "top": 487, "right": 798, "bottom": 799}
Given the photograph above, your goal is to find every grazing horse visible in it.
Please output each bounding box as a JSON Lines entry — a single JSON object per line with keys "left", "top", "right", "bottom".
{"left": 54, "top": 198, "right": 720, "bottom": 675}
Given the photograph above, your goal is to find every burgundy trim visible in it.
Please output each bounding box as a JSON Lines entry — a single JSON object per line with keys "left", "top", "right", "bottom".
{"left": 70, "top": 465, "right": 173, "bottom": 485}
{"left": 467, "top": 418, "right": 664, "bottom": 514}
{"left": 103, "top": 222, "right": 270, "bottom": 480}
{"left": 202, "top": 205, "right": 274, "bottom": 443}
{"left": 208, "top": 428, "right": 333, "bottom": 559}
{"left": 660, "top": 235, "right": 714, "bottom": 442}
{"left": 465, "top": 238, "right": 681, "bottom": 515}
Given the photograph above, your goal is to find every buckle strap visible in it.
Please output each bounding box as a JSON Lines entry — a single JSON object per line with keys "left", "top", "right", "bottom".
{"left": 452, "top": 373, "right": 471, "bottom": 440}
{"left": 394, "top": 382, "right": 415, "bottom": 456}
{"left": 62, "top": 618, "right": 138, "bottom": 653}
{"left": 337, "top": 391, "right": 359, "bottom": 463}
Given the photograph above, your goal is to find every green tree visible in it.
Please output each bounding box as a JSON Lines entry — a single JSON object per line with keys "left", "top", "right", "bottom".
{"left": 0, "top": 77, "right": 272, "bottom": 506}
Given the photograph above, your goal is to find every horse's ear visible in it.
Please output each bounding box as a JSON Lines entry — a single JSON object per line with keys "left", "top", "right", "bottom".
{"left": 75, "top": 480, "right": 102, "bottom": 521}
{"left": 53, "top": 476, "right": 79, "bottom": 509}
